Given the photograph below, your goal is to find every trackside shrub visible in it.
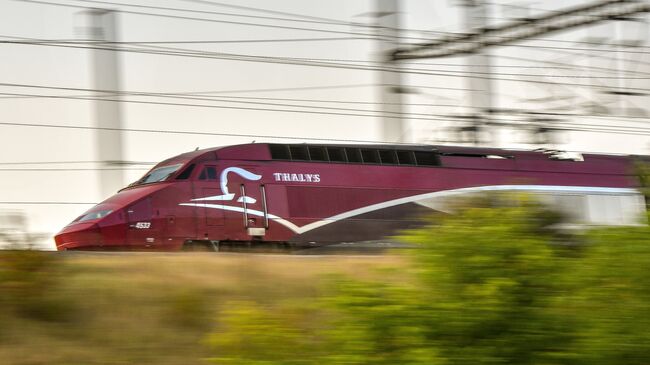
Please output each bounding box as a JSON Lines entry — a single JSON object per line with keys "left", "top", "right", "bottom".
{"left": 206, "top": 200, "right": 582, "bottom": 365}
{"left": 0, "top": 250, "right": 76, "bottom": 322}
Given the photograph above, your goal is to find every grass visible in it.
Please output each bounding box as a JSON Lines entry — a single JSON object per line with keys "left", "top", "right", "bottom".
{"left": 0, "top": 251, "right": 401, "bottom": 365}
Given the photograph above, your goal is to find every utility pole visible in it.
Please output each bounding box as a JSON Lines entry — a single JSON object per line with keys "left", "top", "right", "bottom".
{"left": 461, "top": 0, "right": 493, "bottom": 145}
{"left": 393, "top": 0, "right": 650, "bottom": 59}
{"left": 375, "top": 0, "right": 404, "bottom": 143}
{"left": 85, "top": 9, "right": 125, "bottom": 199}
{"left": 392, "top": 0, "right": 650, "bottom": 145}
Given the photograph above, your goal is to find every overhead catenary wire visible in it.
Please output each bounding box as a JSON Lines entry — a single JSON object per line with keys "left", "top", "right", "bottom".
{"left": 0, "top": 90, "right": 462, "bottom": 121}
{"left": 1, "top": 82, "right": 649, "bottom": 123}
{"left": 12, "top": 0, "right": 383, "bottom": 38}
{"left": 0, "top": 201, "right": 97, "bottom": 205}
{"left": 174, "top": 0, "right": 355, "bottom": 25}
{"left": 2, "top": 5, "right": 648, "bottom": 121}
{"left": 0, "top": 83, "right": 647, "bottom": 124}
{"left": 2, "top": 87, "right": 649, "bottom": 125}
{"left": 15, "top": 0, "right": 456, "bottom": 42}
{"left": 57, "top": 0, "right": 650, "bottom": 49}
{"left": 0, "top": 121, "right": 420, "bottom": 145}
{"left": 6, "top": 32, "right": 650, "bottom": 76}
{"left": 5, "top": 37, "right": 650, "bottom": 80}
{"left": 0, "top": 168, "right": 149, "bottom": 171}
{"left": 494, "top": 54, "right": 650, "bottom": 78}
{"left": 85, "top": 0, "right": 650, "bottom": 53}
{"left": 17, "top": 30, "right": 650, "bottom": 76}
{"left": 16, "top": 0, "right": 650, "bottom": 47}
{"left": 70, "top": 0, "right": 362, "bottom": 28}
{"left": 4, "top": 111, "right": 650, "bottom": 140}
{"left": 0, "top": 160, "right": 156, "bottom": 165}
{"left": 0, "top": 91, "right": 469, "bottom": 108}
{"left": 2, "top": 117, "right": 650, "bottom": 150}
{"left": 4, "top": 37, "right": 647, "bottom": 79}
{"left": 4, "top": 37, "right": 650, "bottom": 94}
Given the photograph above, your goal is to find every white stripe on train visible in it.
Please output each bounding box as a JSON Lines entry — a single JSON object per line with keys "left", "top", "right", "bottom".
{"left": 180, "top": 185, "right": 641, "bottom": 234}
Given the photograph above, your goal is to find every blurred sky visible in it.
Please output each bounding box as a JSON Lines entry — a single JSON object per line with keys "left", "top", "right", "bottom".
{"left": 0, "top": 0, "right": 649, "bottom": 248}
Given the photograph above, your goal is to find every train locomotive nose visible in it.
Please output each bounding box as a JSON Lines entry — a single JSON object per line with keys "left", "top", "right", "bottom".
{"left": 55, "top": 223, "right": 102, "bottom": 251}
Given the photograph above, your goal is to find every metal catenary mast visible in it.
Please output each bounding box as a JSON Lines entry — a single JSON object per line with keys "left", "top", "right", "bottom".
{"left": 387, "top": 0, "right": 650, "bottom": 145}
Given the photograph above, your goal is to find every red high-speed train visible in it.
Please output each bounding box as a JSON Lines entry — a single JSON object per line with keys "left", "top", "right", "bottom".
{"left": 55, "top": 143, "right": 646, "bottom": 251}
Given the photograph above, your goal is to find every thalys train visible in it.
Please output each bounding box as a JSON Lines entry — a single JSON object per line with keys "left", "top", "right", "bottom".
{"left": 55, "top": 143, "right": 647, "bottom": 251}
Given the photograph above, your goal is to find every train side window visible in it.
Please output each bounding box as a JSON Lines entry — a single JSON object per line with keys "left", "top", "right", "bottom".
{"left": 289, "top": 146, "right": 309, "bottom": 161}
{"left": 175, "top": 164, "right": 195, "bottom": 180}
{"left": 309, "top": 146, "right": 328, "bottom": 162}
{"left": 269, "top": 144, "right": 290, "bottom": 160}
{"left": 361, "top": 149, "right": 379, "bottom": 164}
{"left": 378, "top": 150, "right": 397, "bottom": 165}
{"left": 345, "top": 148, "right": 362, "bottom": 163}
{"left": 327, "top": 147, "right": 346, "bottom": 162}
{"left": 199, "top": 166, "right": 217, "bottom": 180}
{"left": 396, "top": 151, "right": 416, "bottom": 165}
{"left": 414, "top": 151, "right": 440, "bottom": 166}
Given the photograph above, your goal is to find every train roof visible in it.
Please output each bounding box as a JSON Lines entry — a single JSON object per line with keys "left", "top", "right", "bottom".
{"left": 150, "top": 143, "right": 637, "bottom": 171}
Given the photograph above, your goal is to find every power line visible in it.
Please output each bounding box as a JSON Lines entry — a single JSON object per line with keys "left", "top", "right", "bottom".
{"left": 113, "top": 37, "right": 373, "bottom": 44}
{"left": 5, "top": 32, "right": 650, "bottom": 77}
{"left": 4, "top": 114, "right": 650, "bottom": 154}
{"left": 71, "top": 0, "right": 359, "bottom": 28}
{"left": 4, "top": 36, "right": 645, "bottom": 78}
{"left": 0, "top": 83, "right": 474, "bottom": 120}
{"left": 13, "top": 0, "right": 381, "bottom": 38}
{"left": 0, "top": 121, "right": 417, "bottom": 145}
{"left": 498, "top": 42, "right": 650, "bottom": 56}
{"left": 20, "top": 0, "right": 623, "bottom": 47}
{"left": 0, "top": 84, "right": 644, "bottom": 121}
{"left": 3, "top": 110, "right": 650, "bottom": 139}
{"left": 0, "top": 201, "right": 96, "bottom": 205}
{"left": 6, "top": 89, "right": 649, "bottom": 125}
{"left": 0, "top": 91, "right": 468, "bottom": 109}
{"left": 0, "top": 168, "right": 149, "bottom": 171}
{"left": 6, "top": 37, "right": 650, "bottom": 80}
{"left": 0, "top": 160, "right": 155, "bottom": 165}
{"left": 14, "top": 37, "right": 374, "bottom": 45}
{"left": 30, "top": 0, "right": 451, "bottom": 42}
{"left": 0, "top": 85, "right": 644, "bottom": 124}
{"left": 0, "top": 90, "right": 454, "bottom": 121}
{"left": 144, "top": 83, "right": 378, "bottom": 95}
{"left": 174, "top": 0, "right": 353, "bottom": 25}
{"left": 495, "top": 54, "right": 650, "bottom": 77}
{"left": 5, "top": 37, "right": 650, "bottom": 92}
{"left": 13, "top": 0, "right": 650, "bottom": 50}
{"left": 57, "top": 0, "right": 650, "bottom": 50}
{"left": 1, "top": 82, "right": 649, "bottom": 123}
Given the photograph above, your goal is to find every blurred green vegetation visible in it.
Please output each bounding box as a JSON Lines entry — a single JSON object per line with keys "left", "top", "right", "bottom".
{"left": 2, "top": 199, "right": 650, "bottom": 364}
{"left": 207, "top": 199, "right": 650, "bottom": 365}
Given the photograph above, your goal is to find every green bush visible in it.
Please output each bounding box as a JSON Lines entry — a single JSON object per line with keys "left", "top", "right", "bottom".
{"left": 566, "top": 225, "right": 650, "bottom": 365}
{"left": 205, "top": 200, "right": 650, "bottom": 365}
{"left": 0, "top": 250, "right": 76, "bottom": 322}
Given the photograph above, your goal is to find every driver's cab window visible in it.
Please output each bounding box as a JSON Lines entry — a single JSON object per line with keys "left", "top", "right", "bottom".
{"left": 199, "top": 166, "right": 217, "bottom": 180}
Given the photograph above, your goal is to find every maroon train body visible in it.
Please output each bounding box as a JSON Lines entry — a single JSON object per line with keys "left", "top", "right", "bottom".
{"left": 55, "top": 143, "right": 646, "bottom": 251}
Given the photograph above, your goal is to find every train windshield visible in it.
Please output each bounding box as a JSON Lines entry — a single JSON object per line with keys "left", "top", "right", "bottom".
{"left": 67, "top": 204, "right": 115, "bottom": 226}
{"left": 136, "top": 164, "right": 183, "bottom": 185}
{"left": 76, "top": 209, "right": 113, "bottom": 223}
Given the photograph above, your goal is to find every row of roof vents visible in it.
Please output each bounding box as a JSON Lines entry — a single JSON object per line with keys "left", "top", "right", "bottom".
{"left": 269, "top": 144, "right": 585, "bottom": 165}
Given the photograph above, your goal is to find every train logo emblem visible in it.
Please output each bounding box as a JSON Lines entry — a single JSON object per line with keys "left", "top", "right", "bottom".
{"left": 192, "top": 167, "right": 261, "bottom": 204}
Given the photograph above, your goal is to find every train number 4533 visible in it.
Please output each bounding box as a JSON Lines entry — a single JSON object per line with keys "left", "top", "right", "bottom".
{"left": 134, "top": 222, "right": 151, "bottom": 229}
